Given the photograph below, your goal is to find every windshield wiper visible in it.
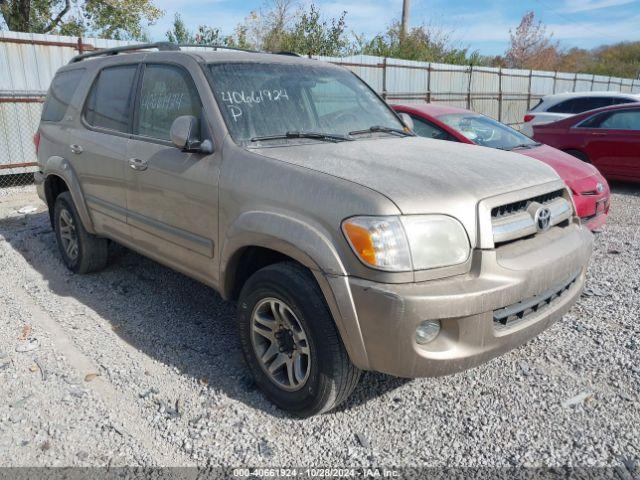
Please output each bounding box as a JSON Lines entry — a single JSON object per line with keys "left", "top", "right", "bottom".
{"left": 510, "top": 142, "right": 541, "bottom": 150}
{"left": 250, "top": 131, "right": 353, "bottom": 143}
{"left": 348, "top": 125, "right": 415, "bottom": 137}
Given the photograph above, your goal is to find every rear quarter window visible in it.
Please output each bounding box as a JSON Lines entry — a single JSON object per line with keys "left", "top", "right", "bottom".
{"left": 84, "top": 65, "right": 138, "bottom": 133}
{"left": 529, "top": 99, "right": 544, "bottom": 111}
{"left": 41, "top": 69, "right": 85, "bottom": 122}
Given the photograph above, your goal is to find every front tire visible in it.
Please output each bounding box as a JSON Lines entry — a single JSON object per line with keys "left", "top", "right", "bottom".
{"left": 53, "top": 192, "right": 108, "bottom": 274}
{"left": 237, "top": 262, "right": 361, "bottom": 417}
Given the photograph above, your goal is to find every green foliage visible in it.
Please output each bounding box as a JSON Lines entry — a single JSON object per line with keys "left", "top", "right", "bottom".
{"left": 278, "top": 4, "right": 348, "bottom": 56}
{"left": 356, "top": 21, "right": 487, "bottom": 65}
{"left": 165, "top": 13, "right": 241, "bottom": 46}
{"left": 166, "top": 14, "right": 192, "bottom": 44}
{"left": 586, "top": 42, "right": 640, "bottom": 79}
{"left": 0, "top": 0, "right": 162, "bottom": 39}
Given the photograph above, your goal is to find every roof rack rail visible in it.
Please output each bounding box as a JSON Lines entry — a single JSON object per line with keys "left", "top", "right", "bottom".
{"left": 69, "top": 42, "right": 303, "bottom": 64}
{"left": 176, "top": 43, "right": 260, "bottom": 54}
{"left": 69, "top": 42, "right": 180, "bottom": 63}
{"left": 271, "top": 51, "right": 301, "bottom": 57}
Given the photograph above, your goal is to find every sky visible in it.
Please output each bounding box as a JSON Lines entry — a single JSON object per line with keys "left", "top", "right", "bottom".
{"left": 147, "top": 0, "right": 640, "bottom": 55}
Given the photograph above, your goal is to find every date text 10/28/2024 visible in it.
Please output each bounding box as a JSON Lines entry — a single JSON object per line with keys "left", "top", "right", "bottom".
{"left": 233, "top": 467, "right": 400, "bottom": 478}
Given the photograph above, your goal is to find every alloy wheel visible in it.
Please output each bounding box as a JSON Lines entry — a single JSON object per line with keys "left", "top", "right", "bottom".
{"left": 250, "top": 298, "right": 311, "bottom": 392}
{"left": 58, "top": 208, "right": 79, "bottom": 261}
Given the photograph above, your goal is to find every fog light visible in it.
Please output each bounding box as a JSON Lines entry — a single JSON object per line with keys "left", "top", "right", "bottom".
{"left": 415, "top": 320, "right": 441, "bottom": 345}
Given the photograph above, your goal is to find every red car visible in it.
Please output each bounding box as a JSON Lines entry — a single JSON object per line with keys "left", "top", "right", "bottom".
{"left": 393, "top": 104, "right": 611, "bottom": 231}
{"left": 532, "top": 102, "right": 640, "bottom": 184}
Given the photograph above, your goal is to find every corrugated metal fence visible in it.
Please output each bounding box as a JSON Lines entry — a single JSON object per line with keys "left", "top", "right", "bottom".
{"left": 0, "top": 31, "right": 138, "bottom": 187}
{"left": 315, "top": 54, "right": 640, "bottom": 126}
{"left": 1, "top": 31, "right": 639, "bottom": 187}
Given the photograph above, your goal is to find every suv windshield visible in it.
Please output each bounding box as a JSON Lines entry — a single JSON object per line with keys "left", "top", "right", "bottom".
{"left": 438, "top": 113, "right": 539, "bottom": 150}
{"left": 208, "top": 62, "right": 405, "bottom": 144}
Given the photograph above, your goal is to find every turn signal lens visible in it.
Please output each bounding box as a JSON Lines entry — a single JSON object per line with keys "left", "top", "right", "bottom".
{"left": 342, "top": 216, "right": 412, "bottom": 271}
{"left": 523, "top": 114, "right": 535, "bottom": 123}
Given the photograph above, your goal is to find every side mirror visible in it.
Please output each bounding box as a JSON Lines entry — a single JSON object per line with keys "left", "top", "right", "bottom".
{"left": 170, "top": 115, "right": 213, "bottom": 153}
{"left": 398, "top": 112, "right": 414, "bottom": 131}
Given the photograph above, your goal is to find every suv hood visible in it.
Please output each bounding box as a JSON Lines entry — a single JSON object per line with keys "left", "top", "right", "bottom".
{"left": 252, "top": 137, "right": 561, "bottom": 246}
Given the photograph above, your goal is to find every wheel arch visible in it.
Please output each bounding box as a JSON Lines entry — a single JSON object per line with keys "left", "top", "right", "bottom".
{"left": 220, "top": 211, "right": 370, "bottom": 369}
{"left": 42, "top": 156, "right": 96, "bottom": 234}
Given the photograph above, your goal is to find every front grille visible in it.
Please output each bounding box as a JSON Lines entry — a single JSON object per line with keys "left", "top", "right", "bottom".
{"left": 493, "top": 270, "right": 580, "bottom": 331}
{"left": 491, "top": 189, "right": 564, "bottom": 218}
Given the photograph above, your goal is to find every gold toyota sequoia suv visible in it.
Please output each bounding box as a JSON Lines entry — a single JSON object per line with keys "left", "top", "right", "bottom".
{"left": 35, "top": 43, "right": 593, "bottom": 416}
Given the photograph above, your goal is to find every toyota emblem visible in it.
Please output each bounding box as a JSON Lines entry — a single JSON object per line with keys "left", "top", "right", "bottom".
{"left": 535, "top": 207, "right": 552, "bottom": 232}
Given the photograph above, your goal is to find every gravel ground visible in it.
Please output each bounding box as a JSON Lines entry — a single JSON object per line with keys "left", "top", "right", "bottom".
{"left": 0, "top": 184, "right": 638, "bottom": 470}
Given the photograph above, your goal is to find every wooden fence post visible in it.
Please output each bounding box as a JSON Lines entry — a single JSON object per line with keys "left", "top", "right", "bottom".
{"left": 572, "top": 72, "right": 578, "bottom": 92}
{"left": 591, "top": 74, "right": 596, "bottom": 91}
{"left": 552, "top": 71, "right": 557, "bottom": 94}
{"left": 77, "top": 36, "right": 84, "bottom": 54}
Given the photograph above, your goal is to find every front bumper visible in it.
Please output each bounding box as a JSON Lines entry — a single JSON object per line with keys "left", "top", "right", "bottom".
{"left": 344, "top": 223, "right": 593, "bottom": 378}
{"left": 570, "top": 174, "right": 610, "bottom": 232}
{"left": 34, "top": 170, "right": 46, "bottom": 203}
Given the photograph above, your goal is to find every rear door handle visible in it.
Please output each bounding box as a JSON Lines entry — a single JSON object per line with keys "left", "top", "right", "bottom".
{"left": 69, "top": 144, "right": 83, "bottom": 154}
{"left": 591, "top": 132, "right": 607, "bottom": 136}
{"left": 128, "top": 158, "right": 148, "bottom": 171}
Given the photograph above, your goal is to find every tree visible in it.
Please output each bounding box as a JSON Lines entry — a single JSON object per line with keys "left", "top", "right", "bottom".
{"left": 279, "top": 4, "right": 348, "bottom": 56}
{"left": 166, "top": 13, "right": 241, "bottom": 47}
{"left": 166, "top": 14, "right": 192, "bottom": 44}
{"left": 588, "top": 42, "right": 640, "bottom": 79}
{"left": 0, "top": 0, "right": 162, "bottom": 39}
{"left": 555, "top": 47, "right": 592, "bottom": 73}
{"left": 505, "top": 11, "right": 560, "bottom": 70}
{"left": 357, "top": 21, "right": 485, "bottom": 65}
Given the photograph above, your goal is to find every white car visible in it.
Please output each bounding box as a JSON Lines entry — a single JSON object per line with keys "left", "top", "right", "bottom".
{"left": 521, "top": 91, "right": 640, "bottom": 137}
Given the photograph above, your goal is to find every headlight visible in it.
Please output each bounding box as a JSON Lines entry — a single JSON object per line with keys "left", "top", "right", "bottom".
{"left": 342, "top": 215, "right": 470, "bottom": 272}
{"left": 401, "top": 215, "right": 470, "bottom": 270}
{"left": 341, "top": 216, "right": 412, "bottom": 271}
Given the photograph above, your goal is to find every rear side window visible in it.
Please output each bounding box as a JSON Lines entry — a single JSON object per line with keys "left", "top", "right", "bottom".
{"left": 136, "top": 64, "right": 202, "bottom": 141}
{"left": 529, "top": 99, "right": 544, "bottom": 111}
{"left": 600, "top": 110, "right": 640, "bottom": 130}
{"left": 410, "top": 115, "right": 457, "bottom": 142}
{"left": 610, "top": 97, "right": 637, "bottom": 106}
{"left": 84, "top": 65, "right": 138, "bottom": 133}
{"left": 41, "top": 69, "right": 85, "bottom": 122}
{"left": 548, "top": 97, "right": 622, "bottom": 114}
{"left": 583, "top": 109, "right": 640, "bottom": 130}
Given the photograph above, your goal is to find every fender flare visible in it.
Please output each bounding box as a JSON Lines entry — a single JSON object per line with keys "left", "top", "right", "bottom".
{"left": 220, "top": 210, "right": 370, "bottom": 369}
{"left": 42, "top": 156, "right": 96, "bottom": 234}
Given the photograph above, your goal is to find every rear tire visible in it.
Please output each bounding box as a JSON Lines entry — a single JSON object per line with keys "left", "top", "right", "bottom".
{"left": 564, "top": 149, "right": 590, "bottom": 163}
{"left": 53, "top": 192, "right": 108, "bottom": 274}
{"left": 237, "top": 262, "right": 361, "bottom": 417}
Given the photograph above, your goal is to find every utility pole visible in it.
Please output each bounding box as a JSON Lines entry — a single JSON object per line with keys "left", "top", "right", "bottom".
{"left": 401, "top": 0, "right": 411, "bottom": 42}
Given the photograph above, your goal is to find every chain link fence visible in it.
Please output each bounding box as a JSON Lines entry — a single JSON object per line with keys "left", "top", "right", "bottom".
{"left": 0, "top": 94, "right": 44, "bottom": 188}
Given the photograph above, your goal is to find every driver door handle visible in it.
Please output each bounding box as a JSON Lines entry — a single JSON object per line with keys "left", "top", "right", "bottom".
{"left": 128, "top": 158, "right": 148, "bottom": 171}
